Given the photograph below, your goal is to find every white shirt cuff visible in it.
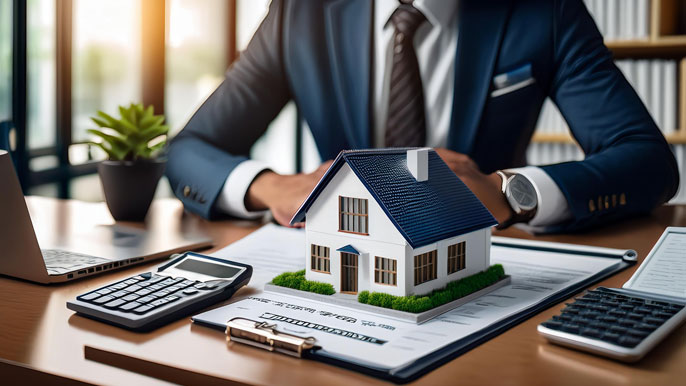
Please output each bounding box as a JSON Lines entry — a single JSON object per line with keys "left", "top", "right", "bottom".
{"left": 215, "top": 160, "right": 271, "bottom": 219}
{"left": 508, "top": 166, "right": 572, "bottom": 228}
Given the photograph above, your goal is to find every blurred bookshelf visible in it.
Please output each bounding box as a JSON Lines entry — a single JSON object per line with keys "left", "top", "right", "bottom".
{"left": 529, "top": 0, "right": 686, "bottom": 203}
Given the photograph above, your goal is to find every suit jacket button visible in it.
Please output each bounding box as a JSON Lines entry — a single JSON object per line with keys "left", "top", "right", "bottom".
{"left": 183, "top": 186, "right": 191, "bottom": 197}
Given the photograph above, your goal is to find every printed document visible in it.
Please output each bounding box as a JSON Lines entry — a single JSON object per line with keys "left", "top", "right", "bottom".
{"left": 196, "top": 224, "right": 623, "bottom": 369}
{"left": 625, "top": 230, "right": 686, "bottom": 299}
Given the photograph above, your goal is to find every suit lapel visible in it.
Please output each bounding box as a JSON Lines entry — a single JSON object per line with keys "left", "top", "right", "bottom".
{"left": 324, "top": 0, "right": 372, "bottom": 149}
{"left": 448, "top": 0, "right": 513, "bottom": 153}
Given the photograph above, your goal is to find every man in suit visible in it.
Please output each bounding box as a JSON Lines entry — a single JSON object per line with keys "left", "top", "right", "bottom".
{"left": 167, "top": 0, "right": 679, "bottom": 232}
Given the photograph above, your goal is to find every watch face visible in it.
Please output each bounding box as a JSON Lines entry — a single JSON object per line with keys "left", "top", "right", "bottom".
{"left": 507, "top": 175, "right": 538, "bottom": 212}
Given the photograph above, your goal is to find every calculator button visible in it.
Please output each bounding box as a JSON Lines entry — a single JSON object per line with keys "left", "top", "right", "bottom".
{"left": 137, "top": 296, "right": 156, "bottom": 304}
{"left": 148, "top": 275, "right": 166, "bottom": 284}
{"left": 618, "top": 319, "right": 635, "bottom": 327}
{"left": 161, "top": 278, "right": 176, "bottom": 286}
{"left": 111, "top": 290, "right": 129, "bottom": 298}
{"left": 119, "top": 302, "right": 141, "bottom": 311}
{"left": 653, "top": 311, "right": 674, "bottom": 319}
{"left": 617, "top": 336, "right": 641, "bottom": 348}
{"left": 601, "top": 332, "right": 620, "bottom": 343}
{"left": 182, "top": 288, "right": 199, "bottom": 296}
{"left": 111, "top": 283, "right": 129, "bottom": 290}
{"left": 167, "top": 285, "right": 185, "bottom": 293}
{"left": 542, "top": 321, "right": 563, "bottom": 330}
{"left": 181, "top": 279, "right": 195, "bottom": 287}
{"left": 126, "top": 284, "right": 143, "bottom": 293}
{"left": 609, "top": 325, "right": 628, "bottom": 334}
{"left": 153, "top": 290, "right": 171, "bottom": 299}
{"left": 580, "top": 328, "right": 602, "bottom": 339}
{"left": 634, "top": 322, "right": 658, "bottom": 332}
{"left": 644, "top": 316, "right": 664, "bottom": 325}
{"left": 123, "top": 294, "right": 139, "bottom": 302}
{"left": 79, "top": 292, "right": 101, "bottom": 301}
{"left": 96, "top": 288, "right": 113, "bottom": 296}
{"left": 626, "top": 312, "right": 643, "bottom": 320}
{"left": 133, "top": 305, "right": 154, "bottom": 314}
{"left": 151, "top": 299, "right": 168, "bottom": 307}
{"left": 149, "top": 284, "right": 166, "bottom": 291}
{"left": 626, "top": 329, "right": 650, "bottom": 338}
{"left": 562, "top": 324, "right": 580, "bottom": 334}
{"left": 135, "top": 273, "right": 152, "bottom": 280}
{"left": 194, "top": 283, "right": 208, "bottom": 290}
{"left": 164, "top": 296, "right": 180, "bottom": 303}
{"left": 123, "top": 279, "right": 139, "bottom": 285}
{"left": 94, "top": 295, "right": 115, "bottom": 304}
{"left": 104, "top": 299, "right": 126, "bottom": 309}
{"left": 135, "top": 288, "right": 153, "bottom": 296}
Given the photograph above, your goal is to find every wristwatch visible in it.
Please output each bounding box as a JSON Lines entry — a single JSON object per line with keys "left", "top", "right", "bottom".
{"left": 495, "top": 170, "right": 538, "bottom": 230}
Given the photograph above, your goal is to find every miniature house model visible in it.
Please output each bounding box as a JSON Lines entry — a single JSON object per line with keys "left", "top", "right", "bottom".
{"left": 290, "top": 148, "right": 498, "bottom": 297}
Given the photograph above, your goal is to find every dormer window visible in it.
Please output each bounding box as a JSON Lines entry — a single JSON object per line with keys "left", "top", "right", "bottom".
{"left": 339, "top": 196, "right": 368, "bottom": 235}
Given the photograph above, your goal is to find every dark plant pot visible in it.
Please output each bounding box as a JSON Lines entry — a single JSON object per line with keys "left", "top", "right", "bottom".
{"left": 98, "top": 159, "right": 166, "bottom": 221}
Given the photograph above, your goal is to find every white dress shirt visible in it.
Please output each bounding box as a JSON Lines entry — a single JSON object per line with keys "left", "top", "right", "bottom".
{"left": 217, "top": 0, "right": 571, "bottom": 228}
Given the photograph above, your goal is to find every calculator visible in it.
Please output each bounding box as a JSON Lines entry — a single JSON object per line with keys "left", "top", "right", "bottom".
{"left": 538, "top": 227, "right": 686, "bottom": 362}
{"left": 67, "top": 252, "right": 252, "bottom": 332}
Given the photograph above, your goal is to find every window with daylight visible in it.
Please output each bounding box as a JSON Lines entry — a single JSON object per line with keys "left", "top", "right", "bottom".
{"left": 310, "top": 244, "right": 330, "bottom": 273}
{"left": 374, "top": 256, "right": 397, "bottom": 286}
{"left": 339, "top": 196, "right": 369, "bottom": 235}
{"left": 414, "top": 250, "right": 437, "bottom": 286}
{"left": 447, "top": 241, "right": 466, "bottom": 274}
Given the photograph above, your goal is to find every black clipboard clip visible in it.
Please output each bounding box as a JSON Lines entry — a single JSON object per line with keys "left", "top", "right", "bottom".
{"left": 226, "top": 317, "right": 317, "bottom": 358}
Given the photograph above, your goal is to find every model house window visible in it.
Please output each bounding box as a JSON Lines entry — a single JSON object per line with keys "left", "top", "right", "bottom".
{"left": 447, "top": 241, "right": 466, "bottom": 274}
{"left": 414, "top": 250, "right": 437, "bottom": 286}
{"left": 339, "top": 196, "right": 369, "bottom": 235}
{"left": 310, "top": 244, "right": 330, "bottom": 273}
{"left": 374, "top": 256, "right": 397, "bottom": 286}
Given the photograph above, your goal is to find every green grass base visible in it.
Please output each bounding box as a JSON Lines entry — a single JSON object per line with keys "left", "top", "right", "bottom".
{"left": 271, "top": 269, "right": 335, "bottom": 295}
{"left": 358, "top": 264, "right": 505, "bottom": 313}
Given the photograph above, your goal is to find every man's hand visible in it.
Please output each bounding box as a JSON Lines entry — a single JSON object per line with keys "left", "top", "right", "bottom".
{"left": 245, "top": 161, "right": 333, "bottom": 227}
{"left": 434, "top": 148, "right": 512, "bottom": 224}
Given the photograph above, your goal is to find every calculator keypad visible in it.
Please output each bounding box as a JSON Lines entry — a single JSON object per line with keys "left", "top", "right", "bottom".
{"left": 77, "top": 274, "right": 211, "bottom": 315}
{"left": 541, "top": 288, "right": 684, "bottom": 348}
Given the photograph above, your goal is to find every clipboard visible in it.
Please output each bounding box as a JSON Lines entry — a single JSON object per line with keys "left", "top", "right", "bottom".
{"left": 197, "top": 237, "right": 638, "bottom": 384}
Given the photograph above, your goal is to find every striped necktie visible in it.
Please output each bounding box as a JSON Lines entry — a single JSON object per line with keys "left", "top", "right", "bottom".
{"left": 384, "top": 1, "right": 427, "bottom": 147}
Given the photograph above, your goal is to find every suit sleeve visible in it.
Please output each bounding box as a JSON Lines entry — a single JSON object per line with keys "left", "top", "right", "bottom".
{"left": 541, "top": 0, "right": 679, "bottom": 232}
{"left": 166, "top": 0, "right": 291, "bottom": 219}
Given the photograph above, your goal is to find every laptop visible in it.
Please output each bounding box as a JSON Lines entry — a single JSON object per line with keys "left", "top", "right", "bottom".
{"left": 0, "top": 150, "right": 213, "bottom": 284}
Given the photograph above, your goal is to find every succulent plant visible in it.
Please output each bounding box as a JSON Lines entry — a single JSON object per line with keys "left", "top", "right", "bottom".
{"left": 88, "top": 103, "right": 169, "bottom": 161}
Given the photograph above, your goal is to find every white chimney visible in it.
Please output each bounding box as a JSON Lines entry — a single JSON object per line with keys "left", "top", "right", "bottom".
{"left": 407, "top": 148, "right": 428, "bottom": 182}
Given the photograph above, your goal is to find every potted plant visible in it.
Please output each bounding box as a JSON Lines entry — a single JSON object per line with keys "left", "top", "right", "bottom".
{"left": 89, "top": 103, "right": 169, "bottom": 221}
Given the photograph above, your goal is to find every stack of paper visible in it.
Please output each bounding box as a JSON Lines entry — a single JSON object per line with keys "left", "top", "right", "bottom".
{"left": 584, "top": 0, "right": 650, "bottom": 40}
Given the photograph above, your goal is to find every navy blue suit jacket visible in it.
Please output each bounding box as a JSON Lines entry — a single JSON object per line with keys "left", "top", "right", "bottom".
{"left": 167, "top": 0, "right": 679, "bottom": 232}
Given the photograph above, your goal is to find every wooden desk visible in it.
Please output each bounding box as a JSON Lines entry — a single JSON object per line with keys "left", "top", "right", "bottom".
{"left": 1, "top": 197, "right": 685, "bottom": 385}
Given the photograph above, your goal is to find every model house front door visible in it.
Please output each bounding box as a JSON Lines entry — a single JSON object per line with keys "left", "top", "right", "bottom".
{"left": 340, "top": 252, "right": 358, "bottom": 293}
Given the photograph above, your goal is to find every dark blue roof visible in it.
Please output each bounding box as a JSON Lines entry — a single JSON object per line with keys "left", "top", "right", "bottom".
{"left": 290, "top": 148, "right": 497, "bottom": 248}
{"left": 336, "top": 245, "right": 360, "bottom": 255}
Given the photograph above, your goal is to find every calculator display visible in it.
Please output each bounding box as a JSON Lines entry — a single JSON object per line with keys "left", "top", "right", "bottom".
{"left": 173, "top": 258, "right": 242, "bottom": 279}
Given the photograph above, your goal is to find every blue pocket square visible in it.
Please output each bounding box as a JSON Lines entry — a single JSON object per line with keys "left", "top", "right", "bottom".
{"left": 491, "top": 63, "right": 535, "bottom": 97}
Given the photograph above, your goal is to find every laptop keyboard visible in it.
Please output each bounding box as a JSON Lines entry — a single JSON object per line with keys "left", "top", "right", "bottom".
{"left": 42, "top": 249, "right": 110, "bottom": 275}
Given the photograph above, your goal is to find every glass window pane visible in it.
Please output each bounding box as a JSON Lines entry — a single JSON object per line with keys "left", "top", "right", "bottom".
{"left": 0, "top": 0, "right": 11, "bottom": 121}
{"left": 166, "top": 0, "right": 227, "bottom": 134}
{"left": 72, "top": 0, "right": 141, "bottom": 143}
{"left": 27, "top": 0, "right": 56, "bottom": 149}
